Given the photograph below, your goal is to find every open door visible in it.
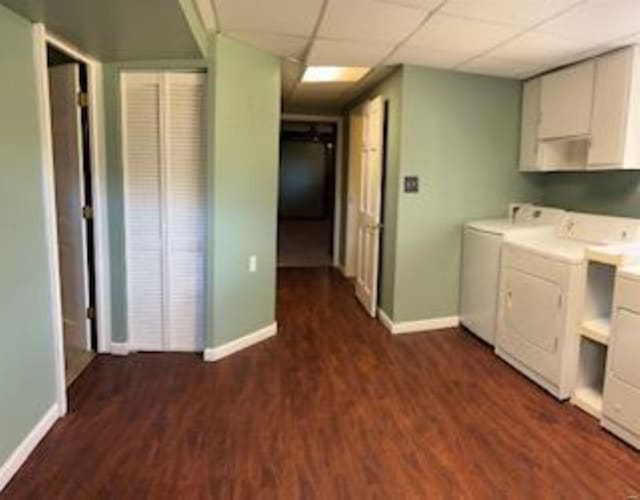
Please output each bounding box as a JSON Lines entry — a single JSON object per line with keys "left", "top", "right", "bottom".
{"left": 355, "top": 96, "right": 384, "bottom": 316}
{"left": 49, "top": 63, "right": 91, "bottom": 354}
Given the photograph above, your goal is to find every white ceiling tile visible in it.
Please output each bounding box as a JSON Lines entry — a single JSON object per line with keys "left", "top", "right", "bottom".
{"left": 308, "top": 39, "right": 392, "bottom": 66}
{"left": 387, "top": 46, "right": 470, "bottom": 68}
{"left": 228, "top": 31, "right": 308, "bottom": 58}
{"left": 377, "top": 0, "right": 443, "bottom": 10}
{"left": 318, "top": 0, "right": 425, "bottom": 43}
{"left": 216, "top": 0, "right": 324, "bottom": 36}
{"left": 488, "top": 31, "right": 595, "bottom": 66}
{"left": 538, "top": 0, "right": 640, "bottom": 44}
{"left": 407, "top": 13, "right": 522, "bottom": 54}
{"left": 441, "top": 0, "right": 583, "bottom": 28}
{"left": 460, "top": 55, "right": 540, "bottom": 78}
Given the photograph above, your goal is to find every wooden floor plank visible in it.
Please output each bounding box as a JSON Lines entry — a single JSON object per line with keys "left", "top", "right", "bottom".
{"left": 3, "top": 268, "right": 639, "bottom": 499}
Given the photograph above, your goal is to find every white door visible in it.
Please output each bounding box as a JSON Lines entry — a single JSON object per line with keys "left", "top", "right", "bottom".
{"left": 355, "top": 96, "right": 384, "bottom": 316}
{"left": 122, "top": 72, "right": 206, "bottom": 352}
{"left": 49, "top": 63, "right": 90, "bottom": 352}
{"left": 344, "top": 109, "right": 364, "bottom": 277}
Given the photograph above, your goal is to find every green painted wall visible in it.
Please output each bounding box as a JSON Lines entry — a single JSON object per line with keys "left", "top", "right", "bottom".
{"left": 392, "top": 66, "right": 545, "bottom": 321}
{"left": 0, "top": 5, "right": 57, "bottom": 465}
{"left": 208, "top": 35, "right": 281, "bottom": 347}
{"left": 103, "top": 59, "right": 206, "bottom": 343}
{"left": 541, "top": 171, "right": 640, "bottom": 217}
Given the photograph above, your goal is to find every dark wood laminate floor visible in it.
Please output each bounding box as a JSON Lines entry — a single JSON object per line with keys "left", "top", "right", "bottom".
{"left": 3, "top": 268, "right": 640, "bottom": 499}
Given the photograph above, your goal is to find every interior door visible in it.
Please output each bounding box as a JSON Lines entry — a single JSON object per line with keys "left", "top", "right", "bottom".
{"left": 123, "top": 72, "right": 206, "bottom": 352}
{"left": 344, "top": 110, "right": 364, "bottom": 277}
{"left": 123, "top": 73, "right": 164, "bottom": 351}
{"left": 355, "top": 96, "right": 384, "bottom": 316}
{"left": 49, "top": 63, "right": 90, "bottom": 352}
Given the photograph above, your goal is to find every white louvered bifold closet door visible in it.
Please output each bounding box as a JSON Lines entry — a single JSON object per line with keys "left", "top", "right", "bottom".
{"left": 122, "top": 72, "right": 206, "bottom": 352}
{"left": 165, "top": 74, "right": 206, "bottom": 351}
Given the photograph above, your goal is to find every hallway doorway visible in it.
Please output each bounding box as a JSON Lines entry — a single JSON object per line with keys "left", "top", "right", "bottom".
{"left": 277, "top": 119, "right": 339, "bottom": 268}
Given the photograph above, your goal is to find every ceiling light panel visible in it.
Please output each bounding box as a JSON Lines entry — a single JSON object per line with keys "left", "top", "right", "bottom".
{"left": 318, "top": 0, "right": 426, "bottom": 44}
{"left": 408, "top": 13, "right": 521, "bottom": 54}
{"left": 441, "top": 0, "right": 583, "bottom": 28}
{"left": 302, "top": 66, "right": 370, "bottom": 83}
{"left": 308, "top": 39, "right": 393, "bottom": 67}
{"left": 215, "top": 0, "right": 324, "bottom": 36}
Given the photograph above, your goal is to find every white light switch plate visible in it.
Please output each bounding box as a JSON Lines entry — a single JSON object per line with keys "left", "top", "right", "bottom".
{"left": 249, "top": 255, "right": 257, "bottom": 273}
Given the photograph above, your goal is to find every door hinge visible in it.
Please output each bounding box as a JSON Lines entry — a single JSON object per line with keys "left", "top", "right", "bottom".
{"left": 558, "top": 294, "right": 562, "bottom": 309}
{"left": 86, "top": 306, "right": 96, "bottom": 320}
{"left": 77, "top": 91, "right": 89, "bottom": 108}
{"left": 82, "top": 205, "right": 94, "bottom": 220}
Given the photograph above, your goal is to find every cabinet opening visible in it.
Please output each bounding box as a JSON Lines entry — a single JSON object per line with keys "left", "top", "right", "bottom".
{"left": 572, "top": 337, "right": 607, "bottom": 418}
{"left": 539, "top": 137, "right": 590, "bottom": 170}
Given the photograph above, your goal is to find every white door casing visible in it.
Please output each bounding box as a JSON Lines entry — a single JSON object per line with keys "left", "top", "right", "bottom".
{"left": 49, "top": 63, "right": 91, "bottom": 353}
{"left": 355, "top": 96, "right": 384, "bottom": 317}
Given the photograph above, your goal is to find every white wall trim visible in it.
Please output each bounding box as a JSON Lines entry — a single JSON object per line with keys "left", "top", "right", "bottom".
{"left": 33, "top": 24, "right": 67, "bottom": 418}
{"left": 203, "top": 322, "right": 277, "bottom": 362}
{"left": 45, "top": 30, "right": 111, "bottom": 355}
{"left": 110, "top": 342, "right": 130, "bottom": 356}
{"left": 281, "top": 113, "right": 344, "bottom": 268}
{"left": 0, "top": 404, "right": 59, "bottom": 493}
{"left": 377, "top": 308, "right": 460, "bottom": 335}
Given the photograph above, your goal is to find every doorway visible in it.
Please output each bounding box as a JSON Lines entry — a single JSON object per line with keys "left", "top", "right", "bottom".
{"left": 278, "top": 119, "right": 339, "bottom": 268}
{"left": 47, "top": 44, "right": 97, "bottom": 386}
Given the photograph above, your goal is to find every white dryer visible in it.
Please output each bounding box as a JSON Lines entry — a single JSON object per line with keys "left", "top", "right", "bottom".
{"left": 460, "top": 205, "right": 566, "bottom": 345}
{"left": 496, "top": 213, "right": 640, "bottom": 400}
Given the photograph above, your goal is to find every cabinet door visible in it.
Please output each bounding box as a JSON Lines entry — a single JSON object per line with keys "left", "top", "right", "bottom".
{"left": 539, "top": 61, "right": 595, "bottom": 139}
{"left": 588, "top": 49, "right": 633, "bottom": 167}
{"left": 519, "top": 78, "right": 541, "bottom": 171}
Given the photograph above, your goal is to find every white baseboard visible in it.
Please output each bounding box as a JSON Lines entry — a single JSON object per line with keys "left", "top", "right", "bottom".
{"left": 378, "top": 308, "right": 459, "bottom": 335}
{"left": 0, "top": 404, "right": 59, "bottom": 493}
{"left": 203, "top": 322, "right": 277, "bottom": 362}
{"left": 110, "top": 342, "right": 130, "bottom": 356}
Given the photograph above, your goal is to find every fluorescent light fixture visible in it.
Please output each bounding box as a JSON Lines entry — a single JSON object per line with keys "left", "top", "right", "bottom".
{"left": 302, "top": 66, "right": 370, "bottom": 83}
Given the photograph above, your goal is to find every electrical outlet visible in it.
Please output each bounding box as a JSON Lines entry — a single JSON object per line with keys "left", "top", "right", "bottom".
{"left": 249, "top": 255, "right": 257, "bottom": 273}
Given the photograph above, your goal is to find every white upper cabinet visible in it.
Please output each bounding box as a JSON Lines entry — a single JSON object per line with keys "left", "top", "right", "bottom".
{"left": 519, "top": 45, "right": 640, "bottom": 172}
{"left": 588, "top": 47, "right": 637, "bottom": 169}
{"left": 539, "top": 61, "right": 595, "bottom": 140}
{"left": 519, "top": 78, "right": 541, "bottom": 171}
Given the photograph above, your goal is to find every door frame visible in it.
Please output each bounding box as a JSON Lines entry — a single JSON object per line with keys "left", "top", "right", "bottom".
{"left": 281, "top": 113, "right": 344, "bottom": 269}
{"left": 33, "top": 24, "right": 111, "bottom": 417}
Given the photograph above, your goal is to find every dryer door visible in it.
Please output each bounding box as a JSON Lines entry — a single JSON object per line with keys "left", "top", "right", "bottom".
{"left": 603, "top": 307, "right": 640, "bottom": 437}
{"left": 501, "top": 267, "right": 564, "bottom": 383}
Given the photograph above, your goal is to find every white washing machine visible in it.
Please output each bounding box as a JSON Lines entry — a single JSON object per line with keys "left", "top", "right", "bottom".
{"left": 602, "top": 267, "right": 640, "bottom": 449}
{"left": 460, "top": 205, "right": 566, "bottom": 345}
{"left": 496, "top": 213, "right": 640, "bottom": 400}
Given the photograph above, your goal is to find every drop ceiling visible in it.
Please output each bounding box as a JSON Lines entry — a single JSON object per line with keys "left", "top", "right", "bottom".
{"left": 206, "top": 0, "right": 640, "bottom": 109}
{"left": 0, "top": 0, "right": 201, "bottom": 61}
